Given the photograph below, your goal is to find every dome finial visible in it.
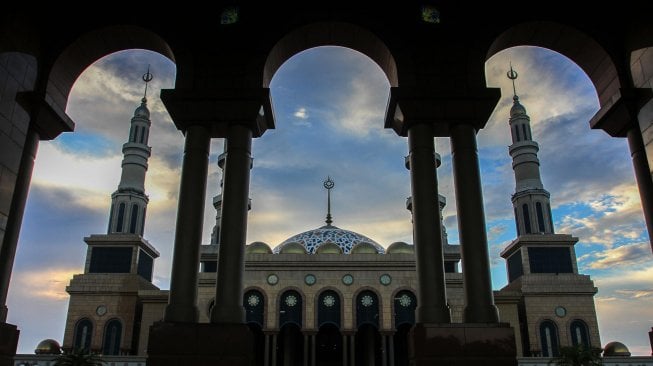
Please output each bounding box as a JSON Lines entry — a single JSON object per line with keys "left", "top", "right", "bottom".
{"left": 142, "top": 65, "right": 153, "bottom": 103}
{"left": 323, "top": 177, "right": 335, "bottom": 226}
{"left": 507, "top": 62, "right": 519, "bottom": 100}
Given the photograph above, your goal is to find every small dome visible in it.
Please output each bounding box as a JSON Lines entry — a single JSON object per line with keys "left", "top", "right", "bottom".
{"left": 603, "top": 341, "right": 631, "bottom": 357}
{"left": 316, "top": 242, "right": 343, "bottom": 254}
{"left": 510, "top": 96, "right": 527, "bottom": 117}
{"left": 351, "top": 242, "right": 381, "bottom": 254}
{"left": 246, "top": 242, "right": 272, "bottom": 254}
{"left": 134, "top": 98, "right": 150, "bottom": 119}
{"left": 386, "top": 242, "right": 414, "bottom": 254}
{"left": 274, "top": 225, "right": 384, "bottom": 254}
{"left": 279, "top": 242, "right": 307, "bottom": 254}
{"left": 35, "top": 339, "right": 61, "bottom": 355}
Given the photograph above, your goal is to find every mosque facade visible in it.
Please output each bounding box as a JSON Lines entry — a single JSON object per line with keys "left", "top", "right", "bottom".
{"left": 60, "top": 72, "right": 600, "bottom": 366}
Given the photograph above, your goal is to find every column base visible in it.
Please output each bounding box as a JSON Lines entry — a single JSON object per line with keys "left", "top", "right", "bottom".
{"left": 0, "top": 322, "right": 19, "bottom": 366}
{"left": 147, "top": 322, "right": 254, "bottom": 366}
{"left": 409, "top": 323, "right": 517, "bottom": 366}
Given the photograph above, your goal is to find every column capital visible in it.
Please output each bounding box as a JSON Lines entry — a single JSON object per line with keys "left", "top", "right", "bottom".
{"left": 161, "top": 87, "right": 275, "bottom": 138}
{"left": 384, "top": 86, "right": 500, "bottom": 137}
{"left": 16, "top": 91, "right": 75, "bottom": 140}
{"left": 590, "top": 87, "right": 653, "bottom": 137}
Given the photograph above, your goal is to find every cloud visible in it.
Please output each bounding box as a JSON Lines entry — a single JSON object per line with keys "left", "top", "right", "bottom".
{"left": 12, "top": 268, "right": 80, "bottom": 300}
{"left": 614, "top": 289, "right": 653, "bottom": 299}
{"left": 294, "top": 107, "right": 308, "bottom": 119}
{"left": 585, "top": 243, "right": 652, "bottom": 269}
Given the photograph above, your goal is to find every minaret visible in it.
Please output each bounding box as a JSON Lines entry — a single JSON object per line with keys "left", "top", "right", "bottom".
{"left": 107, "top": 69, "right": 153, "bottom": 235}
{"left": 507, "top": 66, "right": 555, "bottom": 235}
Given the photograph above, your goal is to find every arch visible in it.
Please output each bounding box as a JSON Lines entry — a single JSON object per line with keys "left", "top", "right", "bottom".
{"left": 355, "top": 289, "right": 380, "bottom": 329}
{"left": 279, "top": 289, "right": 303, "bottom": 328}
{"left": 116, "top": 202, "right": 126, "bottom": 232}
{"left": 393, "top": 289, "right": 417, "bottom": 328}
{"left": 316, "top": 323, "right": 342, "bottom": 366}
{"left": 570, "top": 319, "right": 590, "bottom": 348}
{"left": 316, "top": 242, "right": 343, "bottom": 254}
{"left": 317, "top": 289, "right": 341, "bottom": 328}
{"left": 129, "top": 204, "right": 139, "bottom": 234}
{"left": 278, "top": 242, "right": 308, "bottom": 254}
{"left": 386, "top": 242, "right": 414, "bottom": 254}
{"left": 73, "top": 318, "right": 93, "bottom": 352}
{"left": 539, "top": 320, "right": 560, "bottom": 357}
{"left": 487, "top": 22, "right": 621, "bottom": 108}
{"left": 45, "top": 25, "right": 175, "bottom": 120}
{"left": 246, "top": 241, "right": 273, "bottom": 254}
{"left": 350, "top": 242, "right": 381, "bottom": 254}
{"left": 263, "top": 22, "right": 398, "bottom": 88}
{"left": 243, "top": 289, "right": 265, "bottom": 327}
{"left": 102, "top": 318, "right": 122, "bottom": 355}
{"left": 522, "top": 204, "right": 531, "bottom": 234}
{"left": 536, "top": 202, "right": 546, "bottom": 233}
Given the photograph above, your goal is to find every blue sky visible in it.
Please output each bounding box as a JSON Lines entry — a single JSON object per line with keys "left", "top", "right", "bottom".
{"left": 7, "top": 46, "right": 652, "bottom": 355}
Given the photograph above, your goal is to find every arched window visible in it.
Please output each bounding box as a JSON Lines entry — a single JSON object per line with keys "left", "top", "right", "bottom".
{"left": 73, "top": 318, "right": 93, "bottom": 352}
{"left": 279, "top": 290, "right": 302, "bottom": 328}
{"left": 356, "top": 290, "right": 379, "bottom": 329}
{"left": 116, "top": 203, "right": 126, "bottom": 232}
{"left": 522, "top": 124, "right": 529, "bottom": 140}
{"left": 134, "top": 126, "right": 140, "bottom": 144}
{"left": 129, "top": 126, "right": 136, "bottom": 142}
{"left": 522, "top": 204, "right": 532, "bottom": 234}
{"left": 140, "top": 206, "right": 147, "bottom": 236}
{"left": 243, "top": 289, "right": 265, "bottom": 327}
{"left": 539, "top": 320, "right": 559, "bottom": 357}
{"left": 547, "top": 203, "right": 555, "bottom": 234}
{"left": 514, "top": 207, "right": 521, "bottom": 236}
{"left": 129, "top": 204, "right": 139, "bottom": 234}
{"left": 536, "top": 202, "right": 546, "bottom": 233}
{"left": 107, "top": 204, "right": 115, "bottom": 233}
{"left": 139, "top": 127, "right": 146, "bottom": 143}
{"left": 318, "top": 290, "right": 341, "bottom": 328}
{"left": 394, "top": 290, "right": 417, "bottom": 328}
{"left": 102, "top": 319, "right": 122, "bottom": 355}
{"left": 570, "top": 320, "right": 590, "bottom": 348}
{"left": 515, "top": 125, "right": 521, "bottom": 142}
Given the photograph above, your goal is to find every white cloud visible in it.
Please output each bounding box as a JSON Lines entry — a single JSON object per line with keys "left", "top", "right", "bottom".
{"left": 294, "top": 107, "right": 308, "bottom": 119}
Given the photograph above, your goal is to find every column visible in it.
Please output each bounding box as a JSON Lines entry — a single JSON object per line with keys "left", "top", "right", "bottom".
{"left": 450, "top": 123, "right": 499, "bottom": 323}
{"left": 272, "top": 333, "right": 278, "bottom": 366}
{"left": 381, "top": 335, "right": 388, "bottom": 366}
{"left": 407, "top": 122, "right": 451, "bottom": 323}
{"left": 349, "top": 335, "right": 355, "bottom": 366}
{"left": 303, "top": 333, "right": 309, "bottom": 366}
{"left": 627, "top": 126, "right": 653, "bottom": 251}
{"left": 388, "top": 334, "right": 394, "bottom": 366}
{"left": 0, "top": 129, "right": 39, "bottom": 322}
{"left": 264, "top": 334, "right": 271, "bottom": 366}
{"left": 310, "top": 334, "right": 316, "bottom": 366}
{"left": 212, "top": 124, "right": 253, "bottom": 323}
{"left": 164, "top": 125, "right": 210, "bottom": 322}
{"left": 342, "top": 334, "right": 348, "bottom": 366}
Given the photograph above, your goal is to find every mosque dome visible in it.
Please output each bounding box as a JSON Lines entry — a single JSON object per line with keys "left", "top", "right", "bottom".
{"left": 246, "top": 241, "right": 272, "bottom": 254}
{"left": 274, "top": 225, "right": 384, "bottom": 254}
{"left": 134, "top": 98, "right": 150, "bottom": 119}
{"left": 510, "top": 96, "right": 527, "bottom": 117}
{"left": 386, "top": 241, "right": 414, "bottom": 254}
{"left": 603, "top": 341, "right": 631, "bottom": 357}
{"left": 34, "top": 339, "right": 61, "bottom": 355}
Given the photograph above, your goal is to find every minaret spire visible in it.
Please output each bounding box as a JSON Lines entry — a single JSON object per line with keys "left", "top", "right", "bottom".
{"left": 324, "top": 177, "right": 334, "bottom": 226}
{"left": 106, "top": 68, "right": 153, "bottom": 235}
{"left": 506, "top": 66, "right": 555, "bottom": 236}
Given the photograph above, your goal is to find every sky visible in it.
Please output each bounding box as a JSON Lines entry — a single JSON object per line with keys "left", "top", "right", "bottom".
{"left": 6, "top": 46, "right": 653, "bottom": 355}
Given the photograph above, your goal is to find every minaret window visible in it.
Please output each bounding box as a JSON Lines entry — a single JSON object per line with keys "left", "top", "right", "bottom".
{"left": 107, "top": 204, "right": 115, "bottom": 233}
{"left": 515, "top": 125, "right": 521, "bottom": 142}
{"left": 547, "top": 203, "right": 555, "bottom": 234}
{"left": 570, "top": 320, "right": 590, "bottom": 348}
{"left": 102, "top": 319, "right": 122, "bottom": 355}
{"left": 73, "top": 318, "right": 93, "bottom": 352}
{"left": 139, "top": 127, "right": 146, "bottom": 143}
{"left": 536, "top": 202, "right": 546, "bottom": 233}
{"left": 129, "top": 126, "right": 136, "bottom": 142}
{"left": 134, "top": 126, "right": 140, "bottom": 144}
{"left": 140, "top": 206, "right": 147, "bottom": 236}
{"left": 514, "top": 207, "right": 521, "bottom": 236}
{"left": 522, "top": 124, "right": 529, "bottom": 140}
{"left": 129, "top": 204, "right": 139, "bottom": 234}
{"left": 539, "top": 320, "right": 559, "bottom": 357}
{"left": 522, "top": 204, "right": 532, "bottom": 234}
{"left": 116, "top": 203, "right": 126, "bottom": 232}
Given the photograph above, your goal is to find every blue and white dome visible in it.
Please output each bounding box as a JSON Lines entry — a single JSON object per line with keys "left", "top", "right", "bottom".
{"left": 274, "top": 225, "right": 384, "bottom": 254}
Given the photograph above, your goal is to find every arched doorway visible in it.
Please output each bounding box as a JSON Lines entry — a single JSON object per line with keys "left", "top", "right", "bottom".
{"left": 316, "top": 290, "right": 342, "bottom": 366}
{"left": 278, "top": 290, "right": 303, "bottom": 366}
{"left": 355, "top": 290, "right": 381, "bottom": 366}
{"left": 244, "top": 289, "right": 266, "bottom": 366}
{"left": 393, "top": 290, "right": 416, "bottom": 366}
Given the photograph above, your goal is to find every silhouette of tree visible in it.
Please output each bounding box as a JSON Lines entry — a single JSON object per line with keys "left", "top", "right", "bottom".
{"left": 550, "top": 345, "right": 602, "bottom": 366}
{"left": 53, "top": 349, "right": 104, "bottom": 366}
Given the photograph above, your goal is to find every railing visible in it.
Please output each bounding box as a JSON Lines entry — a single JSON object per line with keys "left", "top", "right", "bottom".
{"left": 14, "top": 354, "right": 147, "bottom": 366}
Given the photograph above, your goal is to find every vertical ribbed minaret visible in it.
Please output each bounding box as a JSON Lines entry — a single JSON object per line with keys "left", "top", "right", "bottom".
{"left": 107, "top": 70, "right": 153, "bottom": 236}
{"left": 507, "top": 66, "right": 555, "bottom": 235}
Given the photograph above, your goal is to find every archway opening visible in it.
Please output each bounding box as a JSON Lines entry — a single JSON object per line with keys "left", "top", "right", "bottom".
{"left": 316, "top": 324, "right": 343, "bottom": 366}
{"left": 277, "top": 323, "right": 303, "bottom": 366}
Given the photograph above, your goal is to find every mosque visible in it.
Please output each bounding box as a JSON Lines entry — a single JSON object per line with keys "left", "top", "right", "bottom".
{"left": 57, "top": 69, "right": 603, "bottom": 366}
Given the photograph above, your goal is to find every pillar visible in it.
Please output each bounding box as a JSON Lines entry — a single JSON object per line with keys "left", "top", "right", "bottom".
{"left": 450, "top": 123, "right": 498, "bottom": 323}
{"left": 407, "top": 122, "right": 450, "bottom": 323}
{"left": 303, "top": 333, "right": 309, "bottom": 366}
{"left": 164, "top": 125, "right": 210, "bottom": 322}
{"left": 388, "top": 334, "right": 395, "bottom": 366}
{"left": 627, "top": 125, "right": 653, "bottom": 251}
{"left": 381, "top": 335, "right": 388, "bottom": 366}
{"left": 272, "top": 333, "right": 278, "bottom": 366}
{"left": 310, "top": 334, "right": 316, "bottom": 366}
{"left": 0, "top": 129, "right": 38, "bottom": 323}
{"left": 211, "top": 124, "right": 253, "bottom": 323}
{"left": 343, "top": 334, "right": 348, "bottom": 366}
{"left": 349, "top": 334, "right": 355, "bottom": 366}
{"left": 265, "top": 334, "right": 271, "bottom": 366}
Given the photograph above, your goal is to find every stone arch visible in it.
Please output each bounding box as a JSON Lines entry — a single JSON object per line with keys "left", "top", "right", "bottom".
{"left": 487, "top": 21, "right": 621, "bottom": 108}
{"left": 45, "top": 25, "right": 175, "bottom": 121}
{"left": 353, "top": 287, "right": 383, "bottom": 329}
{"left": 278, "top": 287, "right": 307, "bottom": 329}
{"left": 315, "top": 287, "right": 345, "bottom": 329}
{"left": 263, "top": 22, "right": 398, "bottom": 88}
